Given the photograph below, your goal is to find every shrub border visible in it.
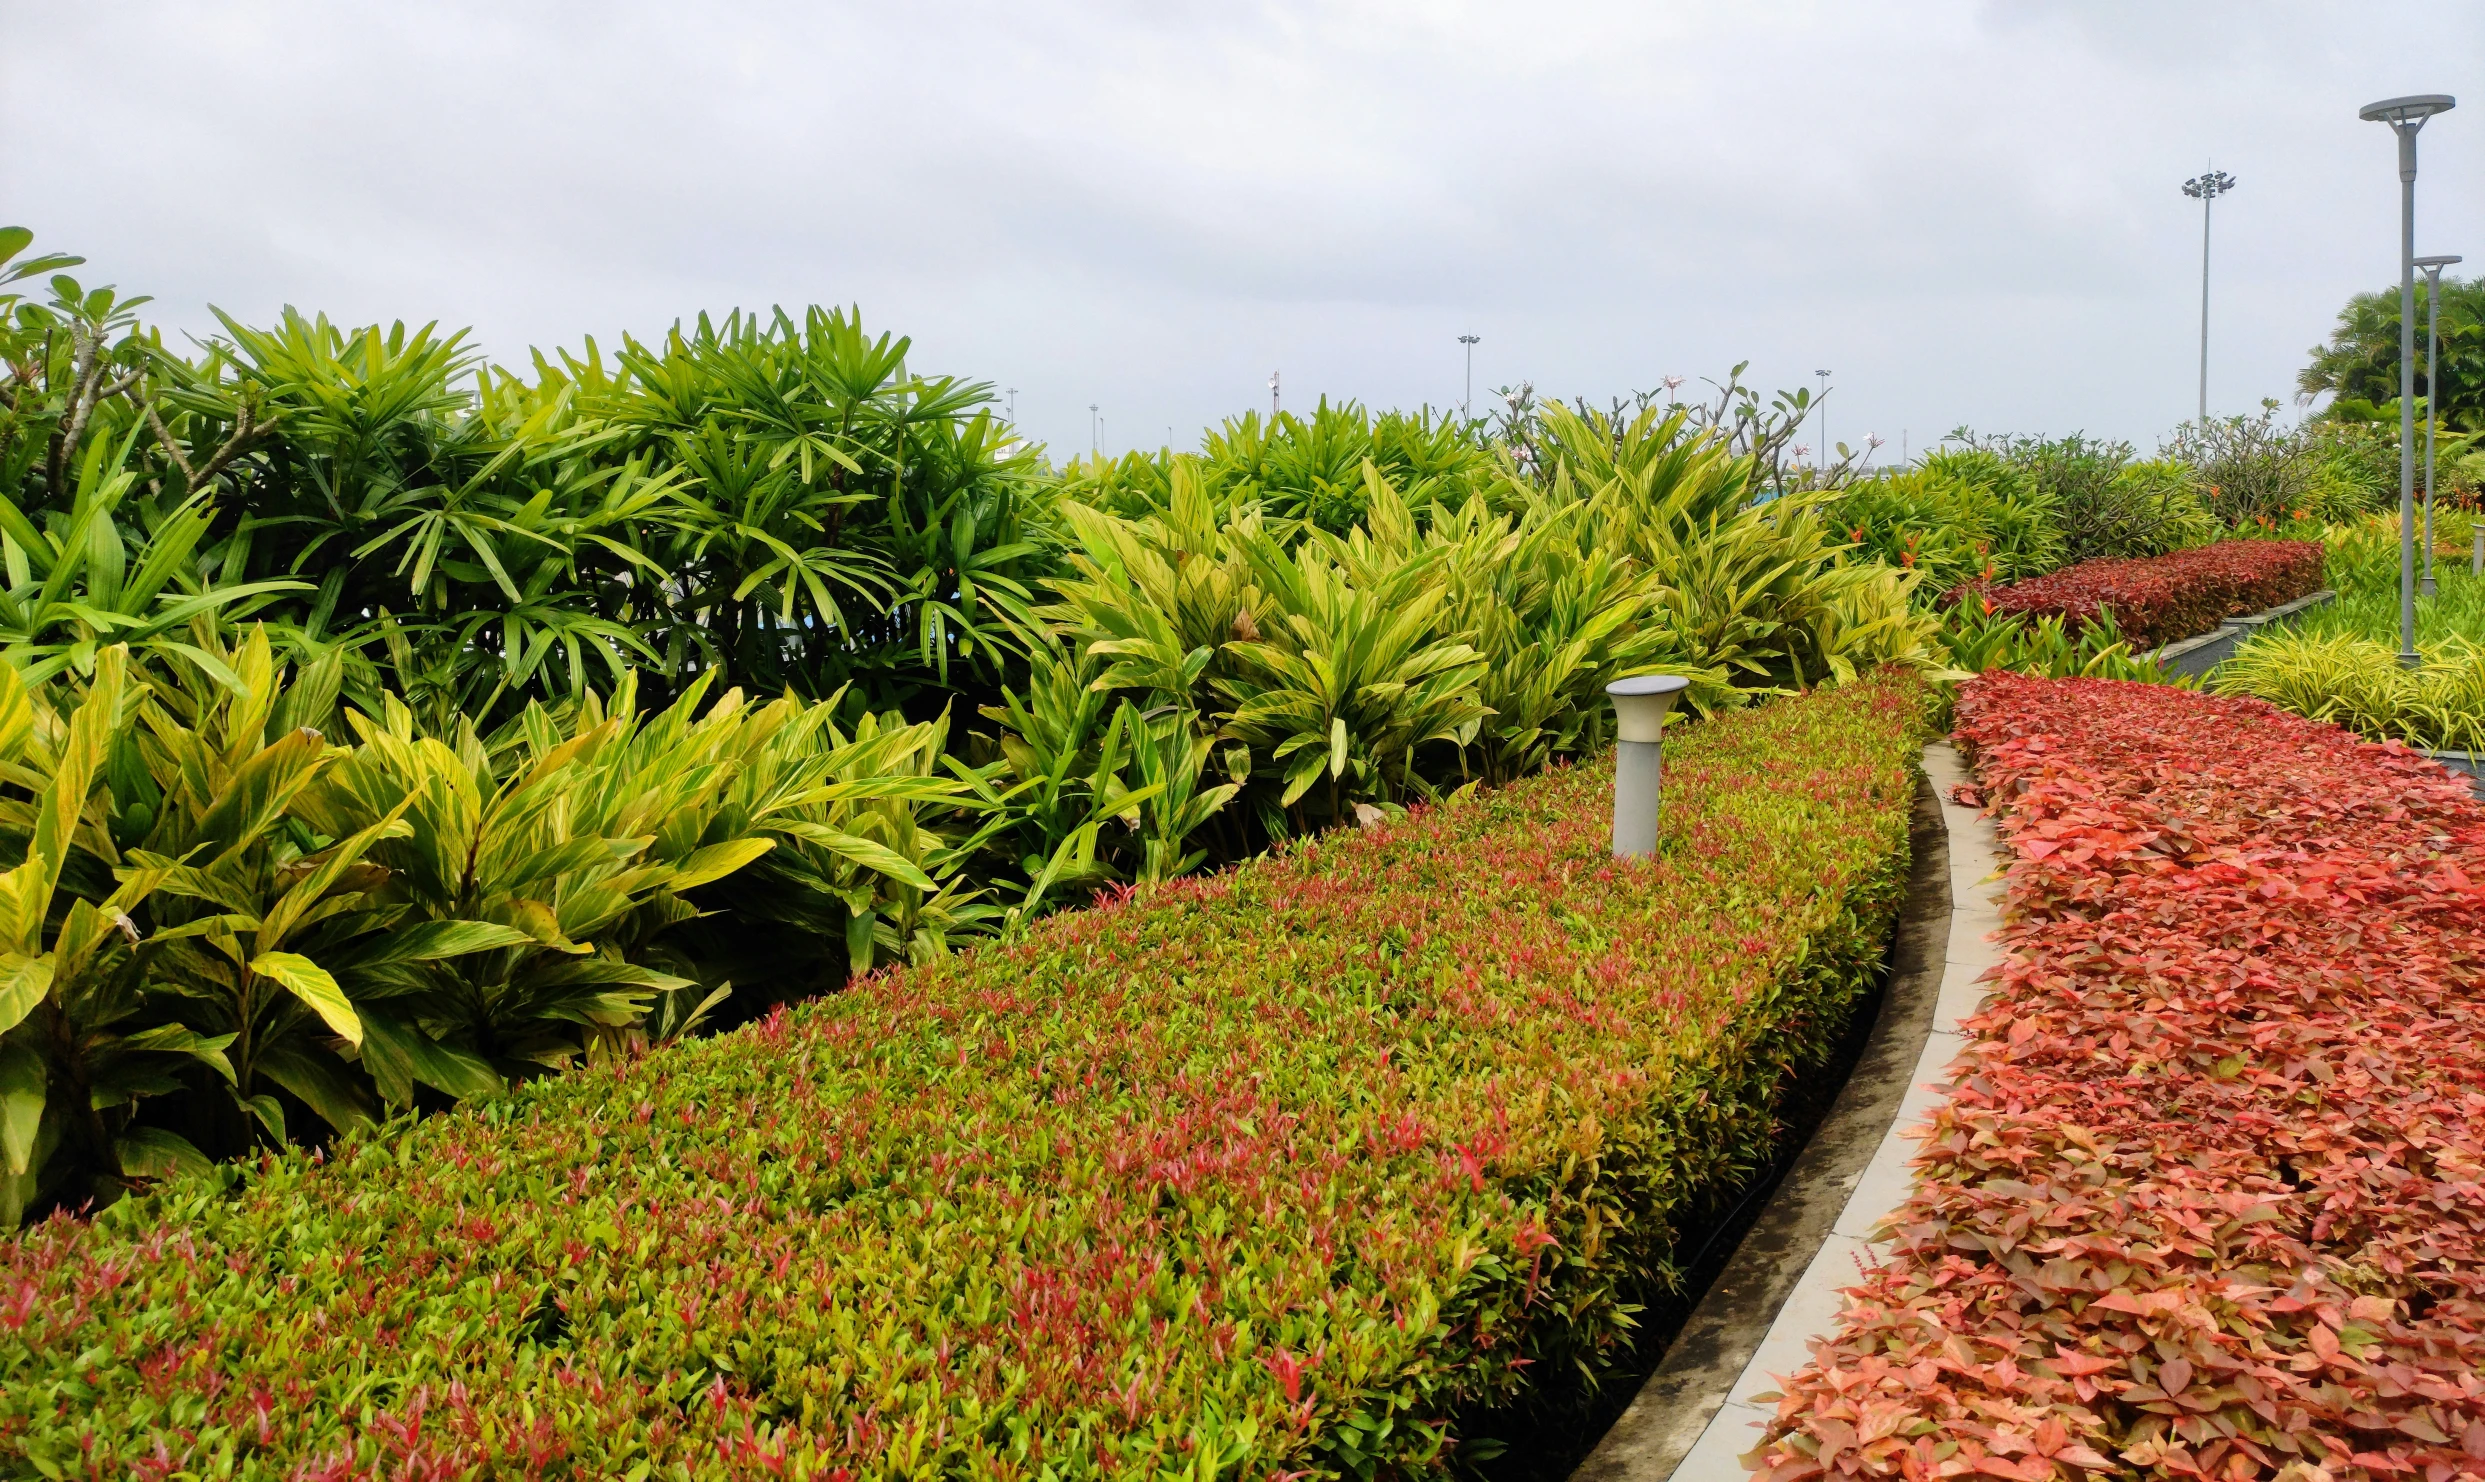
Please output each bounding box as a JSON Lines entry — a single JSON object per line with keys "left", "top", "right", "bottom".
{"left": 2, "top": 682, "right": 1933, "bottom": 1479}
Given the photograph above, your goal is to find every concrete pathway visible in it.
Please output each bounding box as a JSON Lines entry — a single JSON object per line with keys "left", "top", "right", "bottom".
{"left": 1667, "top": 742, "right": 2005, "bottom": 1479}
{"left": 1577, "top": 741, "right": 2007, "bottom": 1482}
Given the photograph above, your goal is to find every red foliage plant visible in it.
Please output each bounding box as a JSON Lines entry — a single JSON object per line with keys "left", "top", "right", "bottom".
{"left": 1750, "top": 673, "right": 2485, "bottom": 1482}
{"left": 1947, "top": 540, "right": 2325, "bottom": 650}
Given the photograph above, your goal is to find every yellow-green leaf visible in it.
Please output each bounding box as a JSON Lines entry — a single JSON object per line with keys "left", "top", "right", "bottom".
{"left": 665, "top": 837, "right": 776, "bottom": 892}
{"left": 0, "top": 1042, "right": 43, "bottom": 1176}
{"left": 0, "top": 952, "right": 52, "bottom": 1037}
{"left": 249, "top": 951, "right": 361, "bottom": 1046}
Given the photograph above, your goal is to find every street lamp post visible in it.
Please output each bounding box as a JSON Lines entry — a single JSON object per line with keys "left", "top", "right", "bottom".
{"left": 2417, "top": 254, "right": 2463, "bottom": 596}
{"left": 1006, "top": 387, "right": 1018, "bottom": 421}
{"left": 2183, "top": 169, "right": 2237, "bottom": 429}
{"left": 2360, "top": 93, "right": 2457, "bottom": 668}
{"left": 1090, "top": 403, "right": 1099, "bottom": 458}
{"left": 1458, "top": 335, "right": 1480, "bottom": 420}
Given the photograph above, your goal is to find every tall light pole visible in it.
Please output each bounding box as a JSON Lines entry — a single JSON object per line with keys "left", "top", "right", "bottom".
{"left": 1090, "top": 403, "right": 1099, "bottom": 458}
{"left": 2361, "top": 93, "right": 2457, "bottom": 668}
{"left": 2182, "top": 169, "right": 2237, "bottom": 428}
{"left": 1814, "top": 370, "right": 1831, "bottom": 465}
{"left": 1006, "top": 387, "right": 1018, "bottom": 420}
{"left": 1458, "top": 335, "right": 1480, "bottom": 419}
{"left": 2418, "top": 253, "right": 2463, "bottom": 596}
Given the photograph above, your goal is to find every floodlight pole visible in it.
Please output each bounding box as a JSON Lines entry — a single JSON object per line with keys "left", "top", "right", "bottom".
{"left": 2362, "top": 94, "right": 2457, "bottom": 668}
{"left": 1458, "top": 335, "right": 1480, "bottom": 419}
{"left": 2417, "top": 254, "right": 2463, "bottom": 596}
{"left": 1269, "top": 371, "right": 1280, "bottom": 419}
{"left": 2183, "top": 169, "right": 2236, "bottom": 428}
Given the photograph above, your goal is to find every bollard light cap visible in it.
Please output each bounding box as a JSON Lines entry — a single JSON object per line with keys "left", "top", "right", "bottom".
{"left": 1607, "top": 674, "right": 1690, "bottom": 743}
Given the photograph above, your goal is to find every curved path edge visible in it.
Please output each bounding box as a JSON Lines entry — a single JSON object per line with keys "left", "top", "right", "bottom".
{"left": 1571, "top": 741, "right": 2007, "bottom": 1482}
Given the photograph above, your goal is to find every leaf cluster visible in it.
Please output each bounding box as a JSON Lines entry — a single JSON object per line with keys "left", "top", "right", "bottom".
{"left": 1754, "top": 673, "right": 2485, "bottom": 1482}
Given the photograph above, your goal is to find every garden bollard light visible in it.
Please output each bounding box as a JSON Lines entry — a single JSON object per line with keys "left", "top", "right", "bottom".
{"left": 1607, "top": 675, "right": 1690, "bottom": 858}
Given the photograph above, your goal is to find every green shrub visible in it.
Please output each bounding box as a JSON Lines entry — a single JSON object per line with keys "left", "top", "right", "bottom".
{"left": 1936, "top": 603, "right": 2172, "bottom": 684}
{"left": 1, "top": 675, "right": 1926, "bottom": 1480}
{"left": 2212, "top": 629, "right": 2485, "bottom": 753}
{"left": 1055, "top": 399, "right": 1489, "bottom": 534}
{"left": 2156, "top": 404, "right": 2323, "bottom": 527}
{"left": 0, "top": 636, "right": 962, "bottom": 1223}
{"left": 1828, "top": 461, "right": 2062, "bottom": 599}
{"left": 2094, "top": 458, "right": 2219, "bottom": 556}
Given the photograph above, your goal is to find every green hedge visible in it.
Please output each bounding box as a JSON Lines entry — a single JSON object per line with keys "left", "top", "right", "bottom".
{"left": 0, "top": 676, "right": 1925, "bottom": 1480}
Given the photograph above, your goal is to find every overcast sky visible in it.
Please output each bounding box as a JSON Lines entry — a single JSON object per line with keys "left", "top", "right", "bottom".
{"left": 6, "top": 2, "right": 2480, "bottom": 467}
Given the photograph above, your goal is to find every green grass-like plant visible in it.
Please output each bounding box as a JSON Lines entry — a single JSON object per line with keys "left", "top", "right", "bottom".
{"left": 2212, "top": 513, "right": 2485, "bottom": 751}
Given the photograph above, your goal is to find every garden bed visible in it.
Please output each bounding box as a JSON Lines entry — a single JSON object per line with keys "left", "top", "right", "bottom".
{"left": 1, "top": 678, "right": 1927, "bottom": 1480}
{"left": 2211, "top": 551, "right": 2485, "bottom": 756}
{"left": 1947, "top": 540, "right": 2325, "bottom": 651}
{"left": 1750, "top": 674, "right": 2485, "bottom": 1482}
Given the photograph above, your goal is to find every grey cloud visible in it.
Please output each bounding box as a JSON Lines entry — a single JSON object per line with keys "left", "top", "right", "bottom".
{"left": 4, "top": 0, "right": 2479, "bottom": 462}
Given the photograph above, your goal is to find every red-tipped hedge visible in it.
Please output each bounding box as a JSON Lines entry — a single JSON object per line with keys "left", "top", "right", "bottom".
{"left": 1948, "top": 540, "right": 2325, "bottom": 650}
{"left": 1753, "top": 674, "right": 2485, "bottom": 1482}
{"left": 1, "top": 678, "right": 1927, "bottom": 1481}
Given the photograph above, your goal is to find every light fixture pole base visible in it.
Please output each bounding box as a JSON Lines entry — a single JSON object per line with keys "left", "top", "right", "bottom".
{"left": 1612, "top": 741, "right": 1663, "bottom": 858}
{"left": 1606, "top": 674, "right": 1690, "bottom": 859}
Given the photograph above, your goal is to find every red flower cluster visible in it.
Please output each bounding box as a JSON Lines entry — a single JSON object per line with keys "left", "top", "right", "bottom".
{"left": 1948, "top": 541, "right": 2325, "bottom": 650}
{"left": 1753, "top": 674, "right": 2485, "bottom": 1482}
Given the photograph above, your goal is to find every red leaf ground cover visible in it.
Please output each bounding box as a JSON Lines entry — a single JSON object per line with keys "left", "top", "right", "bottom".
{"left": 1752, "top": 674, "right": 2485, "bottom": 1482}
{"left": 1949, "top": 541, "right": 2325, "bottom": 650}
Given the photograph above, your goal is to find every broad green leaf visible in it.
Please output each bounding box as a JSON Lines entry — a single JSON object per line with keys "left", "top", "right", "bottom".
{"left": 9, "top": 647, "right": 124, "bottom": 954}
{"left": 0, "top": 953, "right": 50, "bottom": 1037}
{"left": 117, "top": 1023, "right": 238, "bottom": 1083}
{"left": 771, "top": 823, "right": 937, "bottom": 891}
{"left": 665, "top": 837, "right": 775, "bottom": 892}
{"left": 249, "top": 951, "right": 362, "bottom": 1046}
{"left": 0, "top": 1041, "right": 42, "bottom": 1176}
{"left": 241, "top": 1092, "right": 286, "bottom": 1143}
{"left": 345, "top": 919, "right": 534, "bottom": 967}
{"left": 113, "top": 1127, "right": 212, "bottom": 1182}
{"left": 358, "top": 1011, "right": 504, "bottom": 1105}
{"left": 256, "top": 1045, "right": 378, "bottom": 1134}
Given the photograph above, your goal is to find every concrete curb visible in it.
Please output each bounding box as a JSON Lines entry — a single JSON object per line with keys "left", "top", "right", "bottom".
{"left": 2143, "top": 588, "right": 2334, "bottom": 680}
{"left": 2423, "top": 750, "right": 2485, "bottom": 803}
{"left": 1571, "top": 743, "right": 2007, "bottom": 1481}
